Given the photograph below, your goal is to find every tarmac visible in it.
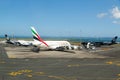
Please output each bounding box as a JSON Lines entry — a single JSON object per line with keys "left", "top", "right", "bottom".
{"left": 5, "top": 46, "right": 106, "bottom": 59}
{"left": 0, "top": 44, "right": 120, "bottom": 80}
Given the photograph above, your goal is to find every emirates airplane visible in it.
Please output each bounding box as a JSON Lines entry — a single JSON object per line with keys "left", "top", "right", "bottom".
{"left": 31, "top": 27, "right": 71, "bottom": 51}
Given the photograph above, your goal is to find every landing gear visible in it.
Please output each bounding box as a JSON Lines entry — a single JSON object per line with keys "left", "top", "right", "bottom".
{"left": 31, "top": 46, "right": 40, "bottom": 53}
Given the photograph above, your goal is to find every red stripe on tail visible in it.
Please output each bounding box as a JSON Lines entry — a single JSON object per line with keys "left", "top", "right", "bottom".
{"left": 36, "top": 34, "right": 48, "bottom": 47}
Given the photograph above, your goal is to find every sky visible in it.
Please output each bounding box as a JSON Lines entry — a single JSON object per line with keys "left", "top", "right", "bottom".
{"left": 0, "top": 0, "right": 120, "bottom": 37}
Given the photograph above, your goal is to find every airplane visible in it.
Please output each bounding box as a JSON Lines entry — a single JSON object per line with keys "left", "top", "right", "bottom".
{"left": 5, "top": 34, "right": 32, "bottom": 47}
{"left": 31, "top": 27, "right": 72, "bottom": 51}
{"left": 81, "top": 36, "right": 118, "bottom": 49}
{"left": 4, "top": 27, "right": 76, "bottom": 52}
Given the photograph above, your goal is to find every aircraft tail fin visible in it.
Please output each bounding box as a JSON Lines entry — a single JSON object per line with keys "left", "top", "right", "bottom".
{"left": 31, "top": 27, "right": 48, "bottom": 47}
{"left": 111, "top": 36, "right": 118, "bottom": 44}
{"left": 5, "top": 34, "right": 10, "bottom": 41}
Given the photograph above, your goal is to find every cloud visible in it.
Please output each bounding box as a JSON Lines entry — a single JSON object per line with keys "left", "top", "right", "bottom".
{"left": 112, "top": 20, "right": 120, "bottom": 24}
{"left": 97, "top": 13, "right": 107, "bottom": 18}
{"left": 97, "top": 6, "right": 120, "bottom": 24}
{"left": 111, "top": 6, "right": 120, "bottom": 19}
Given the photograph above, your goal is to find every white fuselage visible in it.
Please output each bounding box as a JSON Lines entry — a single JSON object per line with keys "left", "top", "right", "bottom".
{"left": 32, "top": 40, "right": 71, "bottom": 50}
{"left": 17, "top": 40, "right": 33, "bottom": 46}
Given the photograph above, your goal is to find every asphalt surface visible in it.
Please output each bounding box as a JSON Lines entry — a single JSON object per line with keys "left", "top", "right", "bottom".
{"left": 0, "top": 44, "right": 120, "bottom": 80}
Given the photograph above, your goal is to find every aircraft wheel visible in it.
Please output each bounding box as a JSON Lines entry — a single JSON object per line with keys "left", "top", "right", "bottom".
{"left": 32, "top": 47, "right": 40, "bottom": 53}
